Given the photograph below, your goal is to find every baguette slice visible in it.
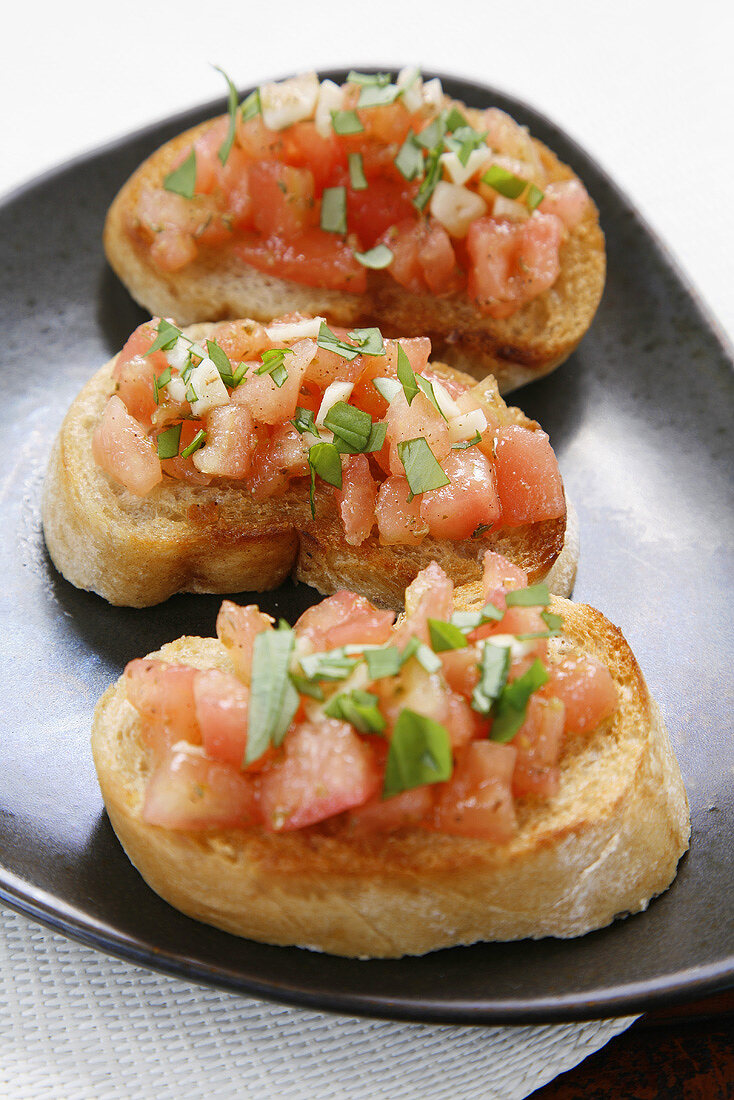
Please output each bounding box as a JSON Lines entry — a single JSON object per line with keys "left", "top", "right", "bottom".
{"left": 91, "top": 588, "right": 690, "bottom": 958}
{"left": 41, "top": 335, "right": 577, "bottom": 608}
{"left": 104, "top": 97, "right": 605, "bottom": 393}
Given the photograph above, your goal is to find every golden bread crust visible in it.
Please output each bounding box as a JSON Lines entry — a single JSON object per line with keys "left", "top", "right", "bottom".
{"left": 91, "top": 595, "right": 690, "bottom": 957}
{"left": 41, "top": 335, "right": 575, "bottom": 607}
{"left": 103, "top": 104, "right": 605, "bottom": 394}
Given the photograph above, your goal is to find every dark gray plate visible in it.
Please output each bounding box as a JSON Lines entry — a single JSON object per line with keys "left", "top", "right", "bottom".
{"left": 1, "top": 72, "right": 732, "bottom": 1025}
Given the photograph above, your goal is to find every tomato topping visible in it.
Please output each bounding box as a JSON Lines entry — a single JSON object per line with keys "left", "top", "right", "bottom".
{"left": 92, "top": 396, "right": 162, "bottom": 497}
{"left": 259, "top": 721, "right": 381, "bottom": 831}
{"left": 235, "top": 230, "right": 367, "bottom": 293}
{"left": 350, "top": 786, "right": 434, "bottom": 832}
{"left": 493, "top": 426, "right": 565, "bottom": 527}
{"left": 433, "top": 741, "right": 517, "bottom": 840}
{"left": 334, "top": 454, "right": 378, "bottom": 547}
{"left": 142, "top": 744, "right": 259, "bottom": 829}
{"left": 375, "top": 476, "right": 428, "bottom": 546}
{"left": 191, "top": 404, "right": 256, "bottom": 479}
{"left": 511, "top": 695, "right": 565, "bottom": 798}
{"left": 544, "top": 656, "right": 618, "bottom": 734}
{"left": 124, "top": 659, "right": 200, "bottom": 757}
{"left": 216, "top": 601, "right": 274, "bottom": 683}
{"left": 420, "top": 448, "right": 500, "bottom": 540}
{"left": 294, "top": 590, "right": 395, "bottom": 652}
{"left": 248, "top": 162, "right": 316, "bottom": 238}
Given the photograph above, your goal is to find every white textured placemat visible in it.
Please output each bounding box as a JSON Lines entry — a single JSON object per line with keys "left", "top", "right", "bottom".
{"left": 0, "top": 908, "right": 637, "bottom": 1100}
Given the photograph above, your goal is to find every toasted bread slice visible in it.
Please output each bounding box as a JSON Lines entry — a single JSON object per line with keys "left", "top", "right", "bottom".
{"left": 104, "top": 100, "right": 605, "bottom": 393}
{"left": 42, "top": 339, "right": 577, "bottom": 608}
{"left": 91, "top": 590, "right": 690, "bottom": 957}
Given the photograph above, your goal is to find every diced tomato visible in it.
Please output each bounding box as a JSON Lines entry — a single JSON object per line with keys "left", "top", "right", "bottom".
{"left": 114, "top": 321, "right": 164, "bottom": 376}
{"left": 191, "top": 120, "right": 229, "bottom": 194}
{"left": 433, "top": 741, "right": 517, "bottom": 840}
{"left": 235, "top": 115, "right": 288, "bottom": 161}
{"left": 294, "top": 590, "right": 394, "bottom": 652}
{"left": 382, "top": 219, "right": 463, "bottom": 296}
{"left": 482, "top": 550, "right": 528, "bottom": 607}
{"left": 248, "top": 162, "right": 316, "bottom": 238}
{"left": 304, "top": 342, "right": 365, "bottom": 390}
{"left": 235, "top": 230, "right": 367, "bottom": 293}
{"left": 113, "top": 356, "right": 158, "bottom": 428}
{"left": 193, "top": 668, "right": 250, "bottom": 770}
{"left": 385, "top": 389, "right": 451, "bottom": 476}
{"left": 191, "top": 404, "right": 256, "bottom": 479}
{"left": 245, "top": 422, "right": 309, "bottom": 500}
{"left": 149, "top": 228, "right": 198, "bottom": 272}
{"left": 124, "top": 659, "right": 201, "bottom": 756}
{"left": 232, "top": 338, "right": 315, "bottom": 424}
{"left": 440, "top": 646, "right": 481, "bottom": 698}
{"left": 92, "top": 395, "right": 162, "bottom": 496}
{"left": 334, "top": 454, "right": 378, "bottom": 546}
{"left": 216, "top": 600, "right": 274, "bottom": 683}
{"left": 420, "top": 448, "right": 500, "bottom": 540}
{"left": 470, "top": 606, "right": 548, "bottom": 664}
{"left": 376, "top": 661, "right": 449, "bottom": 733}
{"left": 444, "top": 692, "right": 477, "bottom": 751}
{"left": 281, "top": 121, "right": 342, "bottom": 190}
{"left": 259, "top": 720, "right": 381, "bottom": 830}
{"left": 211, "top": 319, "right": 270, "bottom": 361}
{"left": 142, "top": 744, "right": 259, "bottom": 829}
{"left": 543, "top": 655, "right": 618, "bottom": 734}
{"left": 467, "top": 212, "right": 563, "bottom": 318}
{"left": 217, "top": 146, "right": 254, "bottom": 229}
{"left": 399, "top": 561, "right": 454, "bottom": 644}
{"left": 349, "top": 786, "right": 434, "bottom": 832}
{"left": 493, "top": 426, "right": 565, "bottom": 526}
{"left": 539, "top": 179, "right": 588, "bottom": 230}
{"left": 374, "top": 475, "right": 428, "bottom": 546}
{"left": 346, "top": 176, "right": 416, "bottom": 249}
{"left": 511, "top": 695, "right": 565, "bottom": 798}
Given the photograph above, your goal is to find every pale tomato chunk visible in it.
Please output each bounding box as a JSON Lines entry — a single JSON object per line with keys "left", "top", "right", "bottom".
{"left": 482, "top": 550, "right": 528, "bottom": 607}
{"left": 259, "top": 721, "right": 381, "bottom": 830}
{"left": 539, "top": 179, "right": 588, "bottom": 229}
{"left": 433, "top": 741, "right": 517, "bottom": 840}
{"left": 350, "top": 786, "right": 434, "bottom": 832}
{"left": 334, "top": 454, "right": 378, "bottom": 547}
{"left": 216, "top": 600, "right": 274, "bottom": 684}
{"left": 192, "top": 405, "right": 256, "bottom": 479}
{"left": 420, "top": 448, "right": 500, "bottom": 540}
{"left": 544, "top": 656, "right": 618, "bottom": 734}
{"left": 193, "top": 669, "right": 250, "bottom": 770}
{"left": 232, "top": 338, "right": 315, "bottom": 424}
{"left": 386, "top": 390, "right": 451, "bottom": 476}
{"left": 294, "top": 590, "right": 394, "bottom": 652}
{"left": 493, "top": 426, "right": 565, "bottom": 526}
{"left": 92, "top": 396, "right": 162, "bottom": 496}
{"left": 246, "top": 423, "right": 308, "bottom": 500}
{"left": 113, "top": 356, "right": 158, "bottom": 427}
{"left": 511, "top": 695, "right": 565, "bottom": 798}
{"left": 124, "top": 659, "right": 201, "bottom": 757}
{"left": 142, "top": 744, "right": 259, "bottom": 829}
{"left": 396, "top": 561, "right": 454, "bottom": 645}
{"left": 375, "top": 476, "right": 428, "bottom": 546}
{"left": 467, "top": 212, "right": 563, "bottom": 318}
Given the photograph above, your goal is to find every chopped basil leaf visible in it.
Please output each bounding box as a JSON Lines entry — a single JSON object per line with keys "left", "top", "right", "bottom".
{"left": 146, "top": 319, "right": 182, "bottom": 356}
{"left": 450, "top": 603, "right": 504, "bottom": 632}
{"left": 291, "top": 406, "right": 317, "bottom": 435}
{"left": 185, "top": 383, "right": 198, "bottom": 403}
{"left": 246, "top": 626, "right": 299, "bottom": 763}
{"left": 288, "top": 672, "right": 324, "bottom": 701}
{"left": 383, "top": 709, "right": 453, "bottom": 798}
{"left": 444, "top": 105, "right": 469, "bottom": 132}
{"left": 394, "top": 131, "right": 425, "bottom": 181}
{"left": 152, "top": 365, "right": 172, "bottom": 405}
{"left": 240, "top": 87, "right": 261, "bottom": 123}
{"left": 348, "top": 151, "right": 368, "bottom": 191}
{"left": 526, "top": 183, "right": 544, "bottom": 211}
{"left": 364, "top": 420, "right": 387, "bottom": 453}
{"left": 156, "top": 423, "right": 182, "bottom": 460}
{"left": 324, "top": 401, "right": 373, "bottom": 452}
{"left": 353, "top": 243, "right": 393, "bottom": 269}
{"left": 415, "top": 116, "right": 447, "bottom": 150}
{"left": 180, "top": 428, "right": 207, "bottom": 459}
{"left": 415, "top": 375, "right": 447, "bottom": 421}
{"left": 471, "top": 523, "right": 492, "bottom": 538}
{"left": 400, "top": 636, "right": 442, "bottom": 674}
{"left": 364, "top": 646, "right": 402, "bottom": 680}
{"left": 482, "top": 164, "right": 527, "bottom": 200}
{"left": 317, "top": 322, "right": 361, "bottom": 360}
{"left": 347, "top": 327, "right": 385, "bottom": 356}
{"left": 490, "top": 658, "right": 549, "bottom": 743}
{"left": 413, "top": 148, "right": 443, "bottom": 211}
{"left": 206, "top": 339, "right": 235, "bottom": 386}
{"left": 331, "top": 108, "right": 364, "bottom": 135}
{"left": 231, "top": 361, "right": 249, "bottom": 387}
{"left": 452, "top": 431, "right": 483, "bottom": 451}
{"left": 472, "top": 643, "right": 510, "bottom": 715}
{"left": 541, "top": 610, "right": 564, "bottom": 634}
{"left": 163, "top": 149, "right": 197, "bottom": 199}
{"left": 323, "top": 689, "right": 386, "bottom": 734}
{"left": 505, "top": 583, "right": 550, "bottom": 608}
{"left": 347, "top": 70, "right": 391, "bottom": 87}
{"left": 398, "top": 437, "right": 450, "bottom": 499}
{"left": 427, "top": 619, "right": 468, "bottom": 652}
{"left": 308, "top": 441, "right": 343, "bottom": 517}
{"left": 256, "top": 347, "right": 293, "bottom": 388}
{"left": 396, "top": 344, "right": 419, "bottom": 405}
{"left": 214, "top": 66, "right": 239, "bottom": 165}
{"left": 320, "top": 186, "right": 347, "bottom": 235}
{"left": 299, "top": 649, "right": 360, "bottom": 682}
{"left": 358, "top": 82, "right": 400, "bottom": 109}
{"left": 445, "top": 124, "right": 487, "bottom": 167}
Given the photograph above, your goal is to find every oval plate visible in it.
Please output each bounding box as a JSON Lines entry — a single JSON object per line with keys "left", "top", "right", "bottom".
{"left": 0, "top": 72, "right": 732, "bottom": 1024}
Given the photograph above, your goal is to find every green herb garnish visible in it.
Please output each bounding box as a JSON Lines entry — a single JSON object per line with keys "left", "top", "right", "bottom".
{"left": 348, "top": 152, "right": 368, "bottom": 191}
{"left": 353, "top": 243, "right": 393, "bottom": 269}
{"left": 490, "top": 658, "right": 549, "bottom": 743}
{"left": 347, "top": 327, "right": 385, "bottom": 356}
{"left": 397, "top": 437, "right": 450, "bottom": 500}
{"left": 323, "top": 689, "right": 386, "bottom": 734}
{"left": 394, "top": 131, "right": 425, "bottom": 181}
{"left": 505, "top": 583, "right": 550, "bottom": 608}
{"left": 292, "top": 406, "right": 317, "bottom": 436}
{"left": 331, "top": 109, "right": 364, "bottom": 135}
{"left": 482, "top": 164, "right": 527, "bottom": 200}
{"left": 415, "top": 375, "right": 447, "bottom": 421}
{"left": 320, "top": 186, "right": 347, "bottom": 235}
{"left": 152, "top": 366, "right": 172, "bottom": 405}
{"left": 299, "top": 648, "right": 360, "bottom": 682}
{"left": 451, "top": 431, "right": 482, "bottom": 450}
{"left": 163, "top": 149, "right": 197, "bottom": 199}
{"left": 246, "top": 625, "right": 299, "bottom": 763}
{"left": 317, "top": 322, "right": 361, "bottom": 360}
{"left": 206, "top": 339, "right": 236, "bottom": 386}
{"left": 526, "top": 183, "right": 544, "bottom": 211}
{"left": 180, "top": 429, "right": 207, "bottom": 459}
{"left": 396, "top": 344, "right": 419, "bottom": 405}
{"left": 215, "top": 66, "right": 239, "bottom": 165}
{"left": 307, "top": 441, "right": 343, "bottom": 517}
{"left": 364, "top": 646, "right": 402, "bottom": 680}
{"left": 472, "top": 643, "right": 510, "bottom": 715}
{"left": 146, "top": 319, "right": 182, "bottom": 356}
{"left": 256, "top": 347, "right": 293, "bottom": 388}
{"left": 240, "top": 87, "right": 261, "bottom": 123}
{"left": 383, "top": 709, "right": 453, "bottom": 798}
{"left": 427, "top": 619, "right": 468, "bottom": 652}
{"left": 156, "top": 423, "right": 182, "bottom": 460}
{"left": 323, "top": 401, "right": 373, "bottom": 453}
{"left": 400, "top": 636, "right": 442, "bottom": 674}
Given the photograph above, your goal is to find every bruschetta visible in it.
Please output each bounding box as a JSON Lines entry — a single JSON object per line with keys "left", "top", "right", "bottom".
{"left": 91, "top": 553, "right": 690, "bottom": 957}
{"left": 103, "top": 69, "right": 606, "bottom": 393}
{"left": 42, "top": 315, "right": 578, "bottom": 608}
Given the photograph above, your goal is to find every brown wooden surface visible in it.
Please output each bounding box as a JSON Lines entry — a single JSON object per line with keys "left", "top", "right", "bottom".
{"left": 530, "top": 992, "right": 734, "bottom": 1099}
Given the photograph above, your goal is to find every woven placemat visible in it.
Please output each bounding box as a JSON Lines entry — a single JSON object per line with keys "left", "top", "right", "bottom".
{"left": 0, "top": 907, "right": 637, "bottom": 1100}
